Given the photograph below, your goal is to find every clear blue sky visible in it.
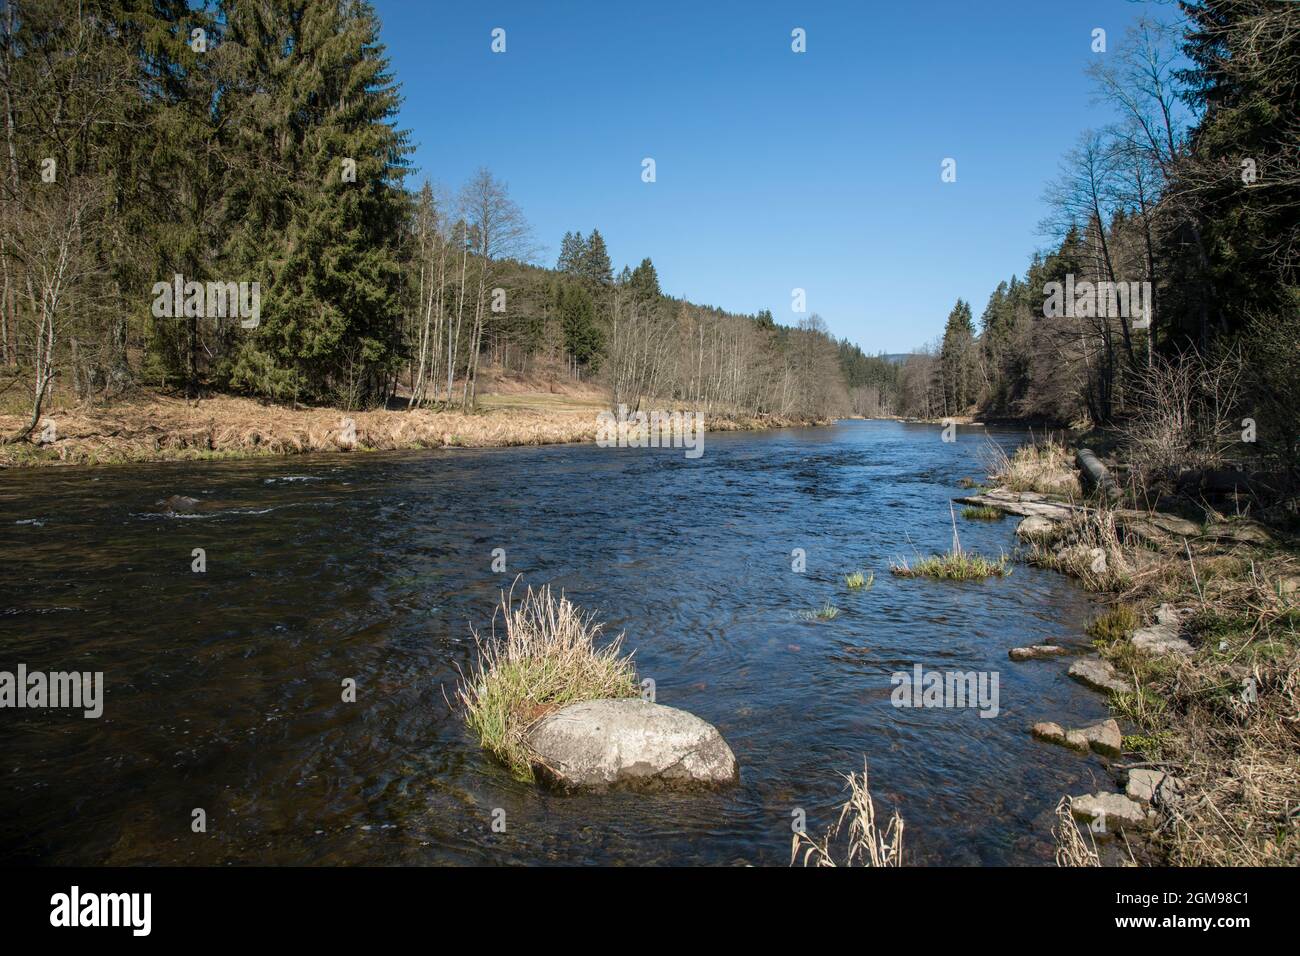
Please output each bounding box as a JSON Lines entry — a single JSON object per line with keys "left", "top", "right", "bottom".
{"left": 376, "top": 0, "right": 1164, "bottom": 355}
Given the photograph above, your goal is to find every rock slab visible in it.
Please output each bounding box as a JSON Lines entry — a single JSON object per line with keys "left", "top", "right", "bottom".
{"left": 1009, "top": 644, "right": 1070, "bottom": 661}
{"left": 1032, "top": 718, "right": 1121, "bottom": 757}
{"left": 1126, "top": 769, "right": 1181, "bottom": 806}
{"left": 525, "top": 699, "right": 738, "bottom": 792}
{"left": 1070, "top": 792, "right": 1156, "bottom": 834}
{"left": 1069, "top": 657, "right": 1134, "bottom": 695}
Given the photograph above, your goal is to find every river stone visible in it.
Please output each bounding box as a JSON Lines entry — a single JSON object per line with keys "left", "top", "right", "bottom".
{"left": 524, "top": 699, "right": 738, "bottom": 792}
{"left": 1010, "top": 644, "right": 1070, "bottom": 661}
{"left": 1155, "top": 603, "right": 1186, "bottom": 626}
{"left": 1069, "top": 657, "right": 1134, "bottom": 695}
{"left": 1032, "top": 719, "right": 1119, "bottom": 756}
{"left": 158, "top": 494, "right": 201, "bottom": 514}
{"left": 1070, "top": 792, "right": 1155, "bottom": 834}
{"left": 1029, "top": 723, "right": 1092, "bottom": 754}
{"left": 1078, "top": 718, "right": 1123, "bottom": 757}
{"left": 1126, "top": 769, "right": 1181, "bottom": 806}
{"left": 1065, "top": 729, "right": 1091, "bottom": 751}
{"left": 1015, "top": 515, "right": 1058, "bottom": 542}
{"left": 1131, "top": 622, "right": 1193, "bottom": 657}
{"left": 1203, "top": 520, "right": 1272, "bottom": 546}
{"left": 1031, "top": 722, "right": 1072, "bottom": 747}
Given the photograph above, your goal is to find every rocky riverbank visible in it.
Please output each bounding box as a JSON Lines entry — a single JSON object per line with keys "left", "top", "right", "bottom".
{"left": 965, "top": 441, "right": 1299, "bottom": 866}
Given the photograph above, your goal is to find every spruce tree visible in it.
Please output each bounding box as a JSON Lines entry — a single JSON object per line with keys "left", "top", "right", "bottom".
{"left": 629, "top": 257, "right": 661, "bottom": 299}
{"left": 556, "top": 230, "right": 582, "bottom": 273}
{"left": 221, "top": 0, "right": 410, "bottom": 406}
{"left": 581, "top": 228, "right": 613, "bottom": 284}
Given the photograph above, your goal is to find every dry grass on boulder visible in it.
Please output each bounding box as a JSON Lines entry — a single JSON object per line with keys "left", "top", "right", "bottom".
{"left": 1027, "top": 507, "right": 1135, "bottom": 592}
{"left": 455, "top": 584, "right": 639, "bottom": 782}
{"left": 985, "top": 435, "right": 1081, "bottom": 498}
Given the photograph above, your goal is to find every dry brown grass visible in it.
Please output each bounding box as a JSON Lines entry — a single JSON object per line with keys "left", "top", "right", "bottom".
{"left": 0, "top": 393, "right": 601, "bottom": 466}
{"left": 1043, "top": 499, "right": 1300, "bottom": 865}
{"left": 791, "top": 760, "right": 905, "bottom": 867}
{"left": 0, "top": 390, "right": 821, "bottom": 467}
{"left": 1027, "top": 506, "right": 1136, "bottom": 592}
{"left": 985, "top": 434, "right": 1081, "bottom": 498}
{"left": 1053, "top": 797, "right": 1101, "bottom": 867}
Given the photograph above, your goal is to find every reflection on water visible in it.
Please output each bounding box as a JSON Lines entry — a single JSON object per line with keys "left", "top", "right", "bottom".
{"left": 0, "top": 421, "right": 1109, "bottom": 865}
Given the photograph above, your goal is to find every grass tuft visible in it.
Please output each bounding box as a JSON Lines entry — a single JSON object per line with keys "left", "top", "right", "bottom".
{"left": 802, "top": 601, "right": 841, "bottom": 621}
{"left": 984, "top": 434, "right": 1081, "bottom": 497}
{"left": 1053, "top": 797, "right": 1100, "bottom": 867}
{"left": 891, "top": 551, "right": 1010, "bottom": 580}
{"left": 791, "top": 760, "right": 904, "bottom": 867}
{"left": 961, "top": 505, "right": 1004, "bottom": 521}
{"left": 455, "top": 583, "right": 639, "bottom": 781}
{"left": 844, "top": 570, "right": 874, "bottom": 590}
{"left": 1086, "top": 603, "right": 1140, "bottom": 644}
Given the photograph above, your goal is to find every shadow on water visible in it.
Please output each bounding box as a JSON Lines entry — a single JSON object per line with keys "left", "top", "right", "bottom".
{"left": 0, "top": 420, "right": 1112, "bottom": 865}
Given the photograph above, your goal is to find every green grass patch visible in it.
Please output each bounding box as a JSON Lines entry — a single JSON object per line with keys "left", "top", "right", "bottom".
{"left": 1122, "top": 731, "right": 1175, "bottom": 759}
{"left": 891, "top": 550, "right": 1010, "bottom": 581}
{"left": 844, "top": 570, "right": 874, "bottom": 590}
{"left": 961, "top": 505, "right": 1004, "bottom": 521}
{"left": 801, "top": 602, "right": 841, "bottom": 621}
{"left": 1111, "top": 686, "right": 1168, "bottom": 730}
{"left": 1086, "top": 603, "right": 1140, "bottom": 644}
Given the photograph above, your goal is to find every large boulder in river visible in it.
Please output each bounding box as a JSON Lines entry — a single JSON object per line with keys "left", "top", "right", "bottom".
{"left": 525, "top": 699, "right": 738, "bottom": 792}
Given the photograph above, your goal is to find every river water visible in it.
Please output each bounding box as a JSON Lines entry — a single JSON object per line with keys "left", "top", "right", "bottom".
{"left": 0, "top": 420, "right": 1113, "bottom": 865}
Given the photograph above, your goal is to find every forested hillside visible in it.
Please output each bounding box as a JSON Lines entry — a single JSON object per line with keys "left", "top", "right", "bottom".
{"left": 0, "top": 0, "right": 851, "bottom": 438}
{"left": 2, "top": 0, "right": 1294, "bottom": 478}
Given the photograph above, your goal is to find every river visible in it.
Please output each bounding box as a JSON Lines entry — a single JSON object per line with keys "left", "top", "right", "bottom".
{"left": 0, "top": 419, "right": 1111, "bottom": 865}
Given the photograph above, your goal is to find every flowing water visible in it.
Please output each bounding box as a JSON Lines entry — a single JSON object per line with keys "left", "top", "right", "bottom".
{"left": 0, "top": 420, "right": 1114, "bottom": 866}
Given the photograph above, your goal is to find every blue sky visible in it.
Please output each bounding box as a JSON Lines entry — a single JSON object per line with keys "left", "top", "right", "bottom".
{"left": 376, "top": 0, "right": 1167, "bottom": 354}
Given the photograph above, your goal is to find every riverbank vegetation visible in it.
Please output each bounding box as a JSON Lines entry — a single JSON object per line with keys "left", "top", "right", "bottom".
{"left": 456, "top": 585, "right": 639, "bottom": 782}
{"left": 0, "top": 0, "right": 853, "bottom": 461}
{"left": 972, "top": 432, "right": 1299, "bottom": 864}
{"left": 1080, "top": 509, "right": 1297, "bottom": 865}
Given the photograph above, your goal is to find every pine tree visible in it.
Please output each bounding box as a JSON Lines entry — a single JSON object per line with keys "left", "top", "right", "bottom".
{"left": 557, "top": 230, "right": 584, "bottom": 275}
{"left": 557, "top": 280, "right": 601, "bottom": 369}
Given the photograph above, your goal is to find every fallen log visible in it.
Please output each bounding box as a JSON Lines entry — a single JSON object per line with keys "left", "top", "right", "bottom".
{"left": 1076, "top": 448, "right": 1120, "bottom": 500}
